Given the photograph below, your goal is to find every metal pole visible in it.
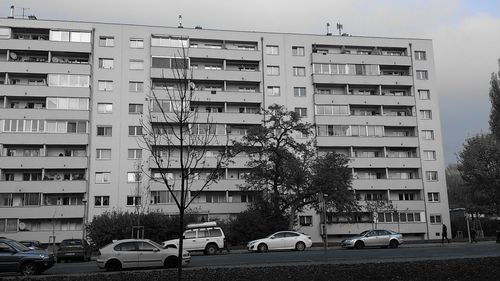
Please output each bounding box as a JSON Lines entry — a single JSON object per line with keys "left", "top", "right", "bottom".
{"left": 321, "top": 192, "right": 327, "bottom": 259}
{"left": 465, "top": 213, "right": 471, "bottom": 243}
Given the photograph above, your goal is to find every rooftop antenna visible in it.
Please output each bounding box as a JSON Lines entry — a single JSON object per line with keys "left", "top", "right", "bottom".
{"left": 326, "top": 23, "right": 332, "bottom": 36}
{"left": 178, "top": 15, "right": 183, "bottom": 28}
{"left": 337, "top": 23, "right": 343, "bottom": 36}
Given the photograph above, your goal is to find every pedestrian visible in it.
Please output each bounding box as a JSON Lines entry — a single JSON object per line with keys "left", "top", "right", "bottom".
{"left": 471, "top": 228, "right": 477, "bottom": 243}
{"left": 442, "top": 224, "right": 450, "bottom": 244}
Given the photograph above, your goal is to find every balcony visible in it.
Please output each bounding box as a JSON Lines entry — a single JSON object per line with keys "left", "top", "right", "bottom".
{"left": 0, "top": 61, "right": 90, "bottom": 75}
{"left": 0, "top": 108, "right": 89, "bottom": 120}
{"left": 316, "top": 136, "right": 419, "bottom": 147}
{"left": 0, "top": 84, "right": 90, "bottom": 97}
{"left": 2, "top": 39, "right": 91, "bottom": 53}
{"left": 0, "top": 133, "right": 88, "bottom": 145}
{"left": 312, "top": 74, "right": 413, "bottom": 86}
{"left": 150, "top": 89, "right": 263, "bottom": 104}
{"left": 0, "top": 180, "right": 87, "bottom": 193}
{"left": 315, "top": 115, "right": 417, "bottom": 127}
{"left": 0, "top": 205, "right": 84, "bottom": 219}
{"left": 314, "top": 94, "right": 415, "bottom": 106}
{"left": 0, "top": 156, "right": 87, "bottom": 169}
{"left": 151, "top": 68, "right": 262, "bottom": 82}
{"left": 149, "top": 179, "right": 244, "bottom": 191}
{"left": 150, "top": 46, "right": 261, "bottom": 61}
{"left": 312, "top": 53, "right": 411, "bottom": 66}
{"left": 350, "top": 157, "right": 421, "bottom": 168}
{"left": 352, "top": 179, "right": 423, "bottom": 190}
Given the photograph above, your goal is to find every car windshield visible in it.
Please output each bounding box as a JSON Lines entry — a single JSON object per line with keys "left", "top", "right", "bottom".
{"left": 61, "top": 240, "right": 82, "bottom": 246}
{"left": 8, "top": 240, "right": 31, "bottom": 252}
{"left": 359, "top": 231, "right": 369, "bottom": 236}
{"left": 148, "top": 240, "right": 162, "bottom": 249}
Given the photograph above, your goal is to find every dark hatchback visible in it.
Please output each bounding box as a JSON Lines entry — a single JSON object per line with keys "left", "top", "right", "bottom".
{"left": 0, "top": 238, "right": 55, "bottom": 276}
{"left": 57, "top": 239, "right": 92, "bottom": 262}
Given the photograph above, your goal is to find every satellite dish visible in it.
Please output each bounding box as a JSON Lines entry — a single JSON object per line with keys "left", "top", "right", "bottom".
{"left": 18, "top": 222, "right": 26, "bottom": 230}
{"left": 10, "top": 52, "right": 17, "bottom": 60}
{"left": 51, "top": 56, "right": 59, "bottom": 63}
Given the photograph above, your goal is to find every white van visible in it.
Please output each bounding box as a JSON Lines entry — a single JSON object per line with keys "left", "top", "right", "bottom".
{"left": 162, "top": 222, "right": 226, "bottom": 255}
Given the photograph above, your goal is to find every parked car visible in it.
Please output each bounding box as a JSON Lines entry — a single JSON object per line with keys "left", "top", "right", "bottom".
{"left": 340, "top": 229, "right": 404, "bottom": 249}
{"left": 247, "top": 231, "right": 313, "bottom": 252}
{"left": 19, "top": 240, "right": 44, "bottom": 250}
{"left": 0, "top": 238, "right": 55, "bottom": 276}
{"left": 162, "top": 222, "right": 226, "bottom": 255}
{"left": 56, "top": 239, "right": 92, "bottom": 262}
{"left": 96, "top": 239, "right": 190, "bottom": 271}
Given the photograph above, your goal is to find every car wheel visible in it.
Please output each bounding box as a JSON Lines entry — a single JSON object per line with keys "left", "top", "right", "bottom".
{"left": 257, "top": 243, "right": 268, "bottom": 253}
{"left": 164, "top": 256, "right": 179, "bottom": 268}
{"left": 354, "top": 241, "right": 364, "bottom": 250}
{"left": 389, "top": 240, "right": 399, "bottom": 249}
{"left": 205, "top": 243, "right": 218, "bottom": 255}
{"left": 105, "top": 259, "right": 122, "bottom": 271}
{"left": 21, "top": 262, "right": 39, "bottom": 276}
{"left": 295, "top": 242, "right": 306, "bottom": 251}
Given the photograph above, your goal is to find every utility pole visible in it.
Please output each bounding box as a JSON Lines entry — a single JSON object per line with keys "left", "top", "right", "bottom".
{"left": 320, "top": 192, "right": 328, "bottom": 260}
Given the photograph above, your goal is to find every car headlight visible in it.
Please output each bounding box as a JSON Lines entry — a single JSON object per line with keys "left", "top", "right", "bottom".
{"left": 182, "top": 253, "right": 190, "bottom": 258}
{"left": 343, "top": 239, "right": 352, "bottom": 243}
{"left": 248, "top": 241, "right": 256, "bottom": 246}
{"left": 39, "top": 254, "right": 49, "bottom": 260}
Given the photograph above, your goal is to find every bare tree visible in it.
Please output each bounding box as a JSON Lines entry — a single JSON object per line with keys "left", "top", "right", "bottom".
{"left": 139, "top": 46, "right": 231, "bottom": 280}
{"left": 130, "top": 160, "right": 150, "bottom": 239}
{"left": 365, "top": 200, "right": 394, "bottom": 229}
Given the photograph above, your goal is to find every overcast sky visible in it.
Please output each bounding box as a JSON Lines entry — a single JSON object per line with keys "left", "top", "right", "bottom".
{"left": 3, "top": 0, "right": 500, "bottom": 164}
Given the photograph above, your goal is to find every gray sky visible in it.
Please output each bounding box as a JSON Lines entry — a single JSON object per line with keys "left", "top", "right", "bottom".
{"left": 3, "top": 0, "right": 500, "bottom": 164}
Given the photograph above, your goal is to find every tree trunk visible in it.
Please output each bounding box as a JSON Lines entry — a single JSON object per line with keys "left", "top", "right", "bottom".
{"left": 177, "top": 207, "right": 184, "bottom": 281}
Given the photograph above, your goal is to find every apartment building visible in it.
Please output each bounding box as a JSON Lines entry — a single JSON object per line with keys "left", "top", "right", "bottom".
{"left": 0, "top": 17, "right": 450, "bottom": 243}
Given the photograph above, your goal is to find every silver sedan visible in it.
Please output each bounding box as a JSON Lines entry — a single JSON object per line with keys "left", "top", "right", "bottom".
{"left": 341, "top": 229, "right": 403, "bottom": 249}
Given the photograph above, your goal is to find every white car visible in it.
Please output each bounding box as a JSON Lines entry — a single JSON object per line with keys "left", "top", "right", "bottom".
{"left": 247, "top": 231, "right": 312, "bottom": 252}
{"left": 162, "top": 222, "right": 226, "bottom": 255}
{"left": 96, "top": 239, "right": 190, "bottom": 271}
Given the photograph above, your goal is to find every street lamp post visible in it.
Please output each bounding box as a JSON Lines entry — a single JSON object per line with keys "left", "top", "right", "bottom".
{"left": 320, "top": 192, "right": 328, "bottom": 259}
{"left": 81, "top": 198, "right": 87, "bottom": 241}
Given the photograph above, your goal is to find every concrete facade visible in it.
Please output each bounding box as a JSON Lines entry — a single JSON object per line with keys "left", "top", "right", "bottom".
{"left": 0, "top": 17, "right": 450, "bottom": 243}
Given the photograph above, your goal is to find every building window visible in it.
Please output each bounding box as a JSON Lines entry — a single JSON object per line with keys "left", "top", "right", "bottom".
{"left": 398, "top": 193, "right": 416, "bottom": 201}
{"left": 99, "top": 36, "right": 114, "bottom": 47}
{"left": 96, "top": 149, "right": 111, "bottom": 160}
{"left": 416, "top": 70, "right": 428, "bottom": 80}
{"left": 428, "top": 192, "right": 440, "bottom": 202}
{"left": 299, "top": 215, "right": 312, "bottom": 226}
{"left": 129, "top": 81, "right": 144, "bottom": 92}
{"left": 415, "top": 51, "right": 427, "bottom": 60}
{"left": 95, "top": 172, "right": 111, "bottom": 184}
{"left": 151, "top": 36, "right": 188, "bottom": 47}
{"left": 48, "top": 74, "right": 90, "bottom": 87}
{"left": 293, "top": 66, "right": 306, "bottom": 76}
{"left": 96, "top": 126, "right": 112, "bottom": 136}
{"left": 429, "top": 214, "right": 442, "bottom": 224}
{"left": 422, "top": 130, "right": 434, "bottom": 140}
{"left": 266, "top": 65, "right": 280, "bottom": 76}
{"left": 46, "top": 121, "right": 87, "bottom": 134}
{"left": 294, "top": 107, "right": 307, "bottom": 117}
{"left": 127, "top": 172, "right": 141, "bottom": 183}
{"left": 97, "top": 103, "right": 113, "bottom": 114}
{"left": 426, "top": 171, "right": 438, "bottom": 181}
{"left": 128, "top": 104, "right": 143, "bottom": 114}
{"left": 420, "top": 110, "right": 432, "bottom": 120}
{"left": 266, "top": 45, "right": 279, "bottom": 55}
{"left": 126, "top": 196, "right": 141, "bottom": 206}
{"left": 128, "top": 126, "right": 143, "bottom": 136}
{"left": 128, "top": 149, "right": 142, "bottom": 159}
{"left": 98, "top": 80, "right": 113, "bottom": 91}
{"left": 94, "top": 196, "right": 110, "bottom": 206}
{"left": 98, "top": 58, "right": 114, "bottom": 69}
{"left": 266, "top": 86, "right": 280, "bottom": 96}
{"left": 49, "top": 30, "right": 91, "bottom": 43}
{"left": 129, "top": 59, "right": 144, "bottom": 70}
{"left": 315, "top": 105, "right": 349, "bottom": 115}
{"left": 130, "top": 38, "right": 144, "bottom": 48}
{"left": 418, "top": 90, "right": 430, "bottom": 100}
{"left": 424, "top": 150, "right": 436, "bottom": 161}
{"left": 46, "top": 97, "right": 89, "bottom": 110}
{"left": 292, "top": 46, "right": 305, "bottom": 56}
{"left": 294, "top": 87, "right": 306, "bottom": 97}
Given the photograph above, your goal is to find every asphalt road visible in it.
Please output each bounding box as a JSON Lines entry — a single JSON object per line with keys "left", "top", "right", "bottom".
{"left": 22, "top": 241, "right": 500, "bottom": 276}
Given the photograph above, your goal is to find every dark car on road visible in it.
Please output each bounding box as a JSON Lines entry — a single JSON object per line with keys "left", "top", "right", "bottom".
{"left": 57, "top": 239, "right": 92, "bottom": 262}
{"left": 0, "top": 238, "right": 55, "bottom": 276}
{"left": 19, "top": 240, "right": 44, "bottom": 250}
